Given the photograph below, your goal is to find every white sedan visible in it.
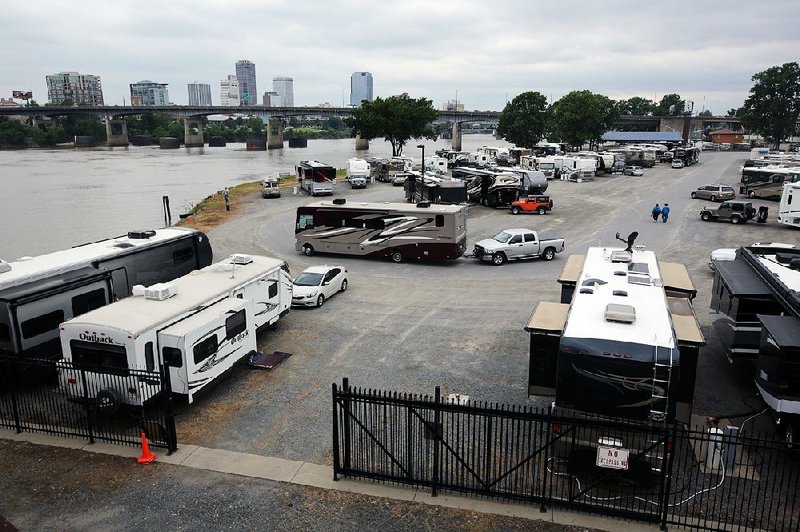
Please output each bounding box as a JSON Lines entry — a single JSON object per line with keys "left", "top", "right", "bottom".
{"left": 291, "top": 265, "right": 348, "bottom": 307}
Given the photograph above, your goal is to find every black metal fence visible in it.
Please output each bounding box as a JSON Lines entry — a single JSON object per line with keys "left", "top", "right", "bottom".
{"left": 0, "top": 356, "right": 177, "bottom": 453}
{"left": 332, "top": 380, "right": 799, "bottom": 531}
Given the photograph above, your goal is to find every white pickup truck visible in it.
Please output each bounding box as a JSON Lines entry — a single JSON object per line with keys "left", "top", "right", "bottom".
{"left": 473, "top": 228, "right": 565, "bottom": 265}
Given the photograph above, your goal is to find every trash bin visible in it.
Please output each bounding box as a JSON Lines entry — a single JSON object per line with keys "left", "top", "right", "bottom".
{"left": 757, "top": 205, "right": 769, "bottom": 223}
{"left": 293, "top": 186, "right": 299, "bottom": 196}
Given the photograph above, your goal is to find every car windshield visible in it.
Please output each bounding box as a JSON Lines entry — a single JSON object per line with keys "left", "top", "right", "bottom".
{"left": 492, "top": 231, "right": 513, "bottom": 243}
{"left": 294, "top": 272, "right": 323, "bottom": 286}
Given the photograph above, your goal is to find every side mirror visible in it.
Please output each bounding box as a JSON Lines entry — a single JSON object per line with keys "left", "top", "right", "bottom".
{"left": 322, "top": 281, "right": 330, "bottom": 286}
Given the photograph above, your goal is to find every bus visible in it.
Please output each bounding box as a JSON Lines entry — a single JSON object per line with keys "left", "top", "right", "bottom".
{"left": 296, "top": 160, "right": 336, "bottom": 196}
{"left": 294, "top": 199, "right": 467, "bottom": 263}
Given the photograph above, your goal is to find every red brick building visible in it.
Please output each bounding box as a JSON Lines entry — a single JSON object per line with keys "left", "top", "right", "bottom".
{"left": 710, "top": 129, "right": 744, "bottom": 144}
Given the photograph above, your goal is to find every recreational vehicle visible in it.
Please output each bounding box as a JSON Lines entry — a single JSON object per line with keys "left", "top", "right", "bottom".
{"left": 294, "top": 199, "right": 467, "bottom": 263}
{"left": 740, "top": 165, "right": 800, "bottom": 186}
{"left": 59, "top": 254, "right": 292, "bottom": 406}
{"left": 345, "top": 158, "right": 370, "bottom": 188}
{"left": 296, "top": 160, "right": 336, "bottom": 196}
{"left": 778, "top": 182, "right": 800, "bottom": 228}
{"left": 452, "top": 168, "right": 523, "bottom": 207}
{"left": 404, "top": 173, "right": 467, "bottom": 205}
{"left": 739, "top": 171, "right": 800, "bottom": 200}
{"left": 0, "top": 228, "right": 213, "bottom": 359}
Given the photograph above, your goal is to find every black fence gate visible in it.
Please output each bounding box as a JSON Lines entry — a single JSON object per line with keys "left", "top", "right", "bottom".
{"left": 0, "top": 356, "right": 177, "bottom": 453}
{"left": 332, "top": 380, "right": 799, "bottom": 531}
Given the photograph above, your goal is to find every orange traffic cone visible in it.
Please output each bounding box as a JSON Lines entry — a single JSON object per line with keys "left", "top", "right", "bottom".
{"left": 137, "top": 432, "right": 157, "bottom": 464}
{"left": 187, "top": 216, "right": 193, "bottom": 225}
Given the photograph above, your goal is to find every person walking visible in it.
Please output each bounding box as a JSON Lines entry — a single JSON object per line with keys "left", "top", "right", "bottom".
{"left": 661, "top": 203, "right": 670, "bottom": 223}
{"left": 223, "top": 187, "right": 230, "bottom": 212}
{"left": 651, "top": 203, "right": 661, "bottom": 222}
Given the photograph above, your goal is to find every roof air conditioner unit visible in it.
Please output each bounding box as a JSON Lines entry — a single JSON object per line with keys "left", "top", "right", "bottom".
{"left": 0, "top": 260, "right": 11, "bottom": 274}
{"left": 611, "top": 250, "right": 632, "bottom": 263}
{"left": 230, "top": 254, "right": 254, "bottom": 265}
{"left": 128, "top": 230, "right": 156, "bottom": 239}
{"left": 132, "top": 285, "right": 146, "bottom": 297}
{"left": 144, "top": 283, "right": 177, "bottom": 301}
{"left": 605, "top": 303, "right": 636, "bottom": 324}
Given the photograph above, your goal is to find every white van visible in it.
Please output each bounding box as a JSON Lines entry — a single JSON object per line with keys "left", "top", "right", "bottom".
{"left": 262, "top": 176, "right": 281, "bottom": 198}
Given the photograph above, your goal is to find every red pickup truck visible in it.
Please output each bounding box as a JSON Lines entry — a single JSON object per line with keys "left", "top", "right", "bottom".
{"left": 510, "top": 195, "right": 553, "bottom": 215}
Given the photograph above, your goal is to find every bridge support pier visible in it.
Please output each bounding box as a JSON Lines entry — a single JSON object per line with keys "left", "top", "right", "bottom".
{"left": 105, "top": 117, "right": 129, "bottom": 147}
{"left": 184, "top": 118, "right": 204, "bottom": 147}
{"left": 268, "top": 119, "right": 284, "bottom": 149}
{"left": 451, "top": 122, "right": 462, "bottom": 152}
{"left": 355, "top": 134, "right": 369, "bottom": 150}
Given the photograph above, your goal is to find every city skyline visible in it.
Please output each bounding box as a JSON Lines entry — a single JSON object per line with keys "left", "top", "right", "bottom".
{"left": 2, "top": 1, "right": 799, "bottom": 113}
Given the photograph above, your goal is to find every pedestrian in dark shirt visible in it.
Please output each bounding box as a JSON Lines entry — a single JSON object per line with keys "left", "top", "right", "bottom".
{"left": 651, "top": 204, "right": 661, "bottom": 222}
{"left": 224, "top": 187, "right": 230, "bottom": 211}
{"left": 661, "top": 203, "right": 670, "bottom": 223}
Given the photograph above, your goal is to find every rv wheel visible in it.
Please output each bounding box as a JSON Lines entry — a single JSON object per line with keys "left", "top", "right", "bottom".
{"left": 96, "top": 389, "right": 120, "bottom": 415}
{"left": 391, "top": 251, "right": 403, "bottom": 263}
{"left": 492, "top": 252, "right": 506, "bottom": 266}
{"left": 302, "top": 244, "right": 315, "bottom": 257}
{"left": 316, "top": 294, "right": 325, "bottom": 307}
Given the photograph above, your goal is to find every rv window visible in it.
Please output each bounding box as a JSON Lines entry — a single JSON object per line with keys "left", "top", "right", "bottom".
{"left": 173, "top": 247, "right": 193, "bottom": 264}
{"left": 0, "top": 323, "right": 10, "bottom": 342}
{"left": 145, "top": 342, "right": 154, "bottom": 372}
{"left": 297, "top": 214, "right": 314, "bottom": 231}
{"left": 72, "top": 288, "right": 106, "bottom": 317}
{"left": 268, "top": 282, "right": 278, "bottom": 298}
{"left": 226, "top": 310, "right": 247, "bottom": 340}
{"left": 194, "top": 335, "right": 218, "bottom": 364}
{"left": 345, "top": 218, "right": 364, "bottom": 228}
{"left": 21, "top": 310, "right": 64, "bottom": 339}
{"left": 70, "top": 340, "right": 128, "bottom": 375}
{"left": 435, "top": 215, "right": 444, "bottom": 227}
{"left": 365, "top": 218, "right": 386, "bottom": 230}
{"left": 163, "top": 347, "right": 183, "bottom": 368}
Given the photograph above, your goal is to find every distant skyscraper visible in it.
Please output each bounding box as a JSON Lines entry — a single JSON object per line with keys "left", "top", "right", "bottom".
{"left": 188, "top": 82, "right": 212, "bottom": 106}
{"left": 46, "top": 71, "right": 104, "bottom": 106}
{"left": 235, "top": 60, "right": 257, "bottom": 106}
{"left": 272, "top": 76, "right": 294, "bottom": 107}
{"left": 350, "top": 72, "right": 373, "bottom": 106}
{"left": 220, "top": 75, "right": 240, "bottom": 106}
{"left": 129, "top": 80, "right": 169, "bottom": 106}
{"left": 262, "top": 91, "right": 280, "bottom": 107}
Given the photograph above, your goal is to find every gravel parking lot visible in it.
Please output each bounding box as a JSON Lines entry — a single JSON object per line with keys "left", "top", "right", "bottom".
{"left": 172, "top": 151, "right": 796, "bottom": 462}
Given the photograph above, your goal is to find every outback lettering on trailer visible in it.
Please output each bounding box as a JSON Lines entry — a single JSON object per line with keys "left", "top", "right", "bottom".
{"left": 78, "top": 332, "right": 116, "bottom": 344}
{"left": 231, "top": 329, "right": 249, "bottom": 344}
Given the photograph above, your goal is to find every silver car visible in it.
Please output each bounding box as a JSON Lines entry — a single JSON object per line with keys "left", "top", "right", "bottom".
{"left": 691, "top": 184, "right": 736, "bottom": 202}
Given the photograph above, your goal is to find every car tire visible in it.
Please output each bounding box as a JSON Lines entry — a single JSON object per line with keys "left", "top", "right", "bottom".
{"left": 316, "top": 294, "right": 325, "bottom": 307}
{"left": 340, "top": 279, "right": 348, "bottom": 292}
{"left": 701, "top": 213, "right": 711, "bottom": 221}
{"left": 511, "top": 206, "right": 520, "bottom": 215}
{"left": 748, "top": 191, "right": 756, "bottom": 198}
{"left": 542, "top": 247, "right": 556, "bottom": 261}
{"left": 731, "top": 215, "right": 741, "bottom": 224}
{"left": 492, "top": 252, "right": 506, "bottom": 266}
{"left": 391, "top": 251, "right": 403, "bottom": 263}
{"left": 710, "top": 195, "right": 717, "bottom": 202}
{"left": 691, "top": 192, "right": 697, "bottom": 199}
{"left": 302, "top": 244, "right": 314, "bottom": 257}
{"left": 537, "top": 207, "right": 546, "bottom": 215}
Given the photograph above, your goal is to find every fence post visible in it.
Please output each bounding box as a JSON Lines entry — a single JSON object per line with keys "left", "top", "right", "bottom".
{"left": 332, "top": 383, "right": 340, "bottom": 481}
{"left": 6, "top": 359, "right": 22, "bottom": 434}
{"left": 432, "top": 385, "right": 441, "bottom": 497}
{"left": 342, "top": 378, "right": 351, "bottom": 470}
{"left": 660, "top": 422, "right": 679, "bottom": 531}
{"left": 406, "top": 400, "right": 413, "bottom": 481}
{"left": 540, "top": 404, "right": 553, "bottom": 513}
{"left": 79, "top": 367, "right": 95, "bottom": 445}
{"left": 161, "top": 364, "right": 177, "bottom": 454}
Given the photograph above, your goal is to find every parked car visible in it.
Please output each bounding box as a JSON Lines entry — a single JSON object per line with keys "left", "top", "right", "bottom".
{"left": 700, "top": 201, "right": 756, "bottom": 224}
{"left": 291, "top": 265, "right": 348, "bottom": 307}
{"left": 473, "top": 229, "right": 565, "bottom": 266}
{"left": 510, "top": 195, "right": 553, "bottom": 215}
{"left": 262, "top": 177, "right": 281, "bottom": 198}
{"left": 623, "top": 166, "right": 644, "bottom": 176}
{"left": 671, "top": 159, "right": 685, "bottom": 169}
{"left": 691, "top": 184, "right": 736, "bottom": 202}
{"left": 660, "top": 152, "right": 674, "bottom": 163}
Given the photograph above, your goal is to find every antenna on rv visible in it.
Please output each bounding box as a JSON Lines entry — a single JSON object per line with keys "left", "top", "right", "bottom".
{"left": 615, "top": 231, "right": 639, "bottom": 253}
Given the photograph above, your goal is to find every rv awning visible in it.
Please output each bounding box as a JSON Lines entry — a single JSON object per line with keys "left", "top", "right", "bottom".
{"left": 759, "top": 315, "right": 800, "bottom": 348}
{"left": 659, "top": 261, "right": 697, "bottom": 299}
{"left": 667, "top": 297, "right": 706, "bottom": 346}
{"left": 525, "top": 301, "right": 569, "bottom": 335}
{"left": 557, "top": 255, "right": 585, "bottom": 286}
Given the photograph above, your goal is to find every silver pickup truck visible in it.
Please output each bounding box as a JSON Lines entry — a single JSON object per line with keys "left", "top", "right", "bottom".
{"left": 473, "top": 228, "right": 565, "bottom": 265}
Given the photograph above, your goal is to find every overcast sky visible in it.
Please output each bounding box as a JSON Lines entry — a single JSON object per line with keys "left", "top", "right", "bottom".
{"left": 2, "top": 0, "right": 798, "bottom": 114}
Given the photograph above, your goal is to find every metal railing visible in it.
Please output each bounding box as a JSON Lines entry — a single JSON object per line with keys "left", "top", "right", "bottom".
{"left": 0, "top": 356, "right": 177, "bottom": 453}
{"left": 332, "top": 380, "right": 799, "bottom": 531}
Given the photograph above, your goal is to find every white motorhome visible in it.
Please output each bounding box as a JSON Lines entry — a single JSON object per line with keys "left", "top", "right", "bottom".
{"left": 59, "top": 254, "right": 292, "bottom": 406}
{"left": 778, "top": 182, "right": 800, "bottom": 228}
{"left": 296, "top": 160, "right": 336, "bottom": 196}
{"left": 345, "top": 158, "right": 370, "bottom": 188}
{"left": 424, "top": 156, "right": 449, "bottom": 175}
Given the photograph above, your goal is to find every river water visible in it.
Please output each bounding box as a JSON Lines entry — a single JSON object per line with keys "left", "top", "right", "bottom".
{"left": 0, "top": 134, "right": 511, "bottom": 260}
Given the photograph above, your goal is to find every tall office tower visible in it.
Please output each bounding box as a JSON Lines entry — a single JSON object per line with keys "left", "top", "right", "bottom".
{"left": 220, "top": 75, "right": 240, "bottom": 106}
{"left": 235, "top": 60, "right": 257, "bottom": 106}
{"left": 350, "top": 72, "right": 373, "bottom": 106}
{"left": 129, "top": 80, "right": 170, "bottom": 106}
{"left": 272, "top": 76, "right": 294, "bottom": 107}
{"left": 45, "top": 72, "right": 104, "bottom": 106}
{"left": 188, "top": 82, "right": 212, "bottom": 106}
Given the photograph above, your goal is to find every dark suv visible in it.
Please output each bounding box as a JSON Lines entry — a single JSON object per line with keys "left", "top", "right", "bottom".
{"left": 700, "top": 201, "right": 756, "bottom": 224}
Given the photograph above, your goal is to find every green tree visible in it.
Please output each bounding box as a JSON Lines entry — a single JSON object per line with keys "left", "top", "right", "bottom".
{"left": 741, "top": 62, "right": 800, "bottom": 150}
{"left": 619, "top": 96, "right": 655, "bottom": 116}
{"left": 698, "top": 110, "right": 713, "bottom": 117}
{"left": 346, "top": 95, "right": 438, "bottom": 156}
{"left": 551, "top": 90, "right": 620, "bottom": 149}
{"left": 497, "top": 91, "right": 549, "bottom": 148}
{"left": 655, "top": 94, "right": 684, "bottom": 115}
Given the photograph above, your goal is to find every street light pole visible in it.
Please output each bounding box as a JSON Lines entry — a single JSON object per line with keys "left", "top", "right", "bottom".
{"left": 417, "top": 144, "right": 425, "bottom": 174}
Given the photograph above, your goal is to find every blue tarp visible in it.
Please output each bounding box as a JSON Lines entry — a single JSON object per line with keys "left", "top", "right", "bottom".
{"left": 602, "top": 131, "right": 683, "bottom": 142}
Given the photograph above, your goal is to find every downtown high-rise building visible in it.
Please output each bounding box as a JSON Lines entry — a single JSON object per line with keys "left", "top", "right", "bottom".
{"left": 350, "top": 72, "right": 373, "bottom": 106}
{"left": 45, "top": 71, "right": 104, "bottom": 106}
{"left": 272, "top": 76, "right": 294, "bottom": 107}
{"left": 235, "top": 60, "right": 257, "bottom": 106}
{"left": 262, "top": 91, "right": 280, "bottom": 107}
{"left": 187, "top": 82, "right": 212, "bottom": 106}
{"left": 129, "top": 80, "right": 169, "bottom": 106}
{"left": 220, "top": 75, "right": 240, "bottom": 106}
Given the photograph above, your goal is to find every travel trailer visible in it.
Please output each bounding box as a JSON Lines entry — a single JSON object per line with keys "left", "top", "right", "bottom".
{"left": 295, "top": 199, "right": 467, "bottom": 263}
{"left": 296, "top": 160, "right": 336, "bottom": 196}
{"left": 59, "top": 254, "right": 292, "bottom": 406}
{"left": 345, "top": 158, "right": 370, "bottom": 188}
{"left": 0, "top": 228, "right": 212, "bottom": 359}
{"left": 778, "top": 182, "right": 800, "bottom": 228}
